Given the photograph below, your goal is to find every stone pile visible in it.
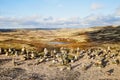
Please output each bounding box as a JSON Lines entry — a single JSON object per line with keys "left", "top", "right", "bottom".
{"left": 0, "top": 46, "right": 120, "bottom": 69}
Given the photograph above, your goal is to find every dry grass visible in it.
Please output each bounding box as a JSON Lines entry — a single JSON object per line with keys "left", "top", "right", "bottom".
{"left": 0, "top": 26, "right": 120, "bottom": 50}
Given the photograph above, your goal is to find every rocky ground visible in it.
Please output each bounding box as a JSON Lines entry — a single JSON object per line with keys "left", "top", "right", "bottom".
{"left": 0, "top": 51, "right": 120, "bottom": 80}
{"left": 0, "top": 25, "right": 120, "bottom": 80}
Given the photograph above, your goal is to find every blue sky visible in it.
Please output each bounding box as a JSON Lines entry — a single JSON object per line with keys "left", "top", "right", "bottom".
{"left": 0, "top": 0, "right": 120, "bottom": 28}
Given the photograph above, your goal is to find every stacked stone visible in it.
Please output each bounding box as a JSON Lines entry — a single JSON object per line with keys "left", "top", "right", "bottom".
{"left": 0, "top": 45, "right": 119, "bottom": 69}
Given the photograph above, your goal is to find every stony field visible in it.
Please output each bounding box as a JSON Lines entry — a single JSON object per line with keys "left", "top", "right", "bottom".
{"left": 0, "top": 25, "right": 120, "bottom": 80}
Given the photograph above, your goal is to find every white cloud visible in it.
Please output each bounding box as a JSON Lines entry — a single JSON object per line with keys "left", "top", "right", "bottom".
{"left": 0, "top": 14, "right": 120, "bottom": 29}
{"left": 82, "top": 14, "right": 120, "bottom": 27}
{"left": 91, "top": 3, "right": 103, "bottom": 10}
{"left": 115, "top": 6, "right": 120, "bottom": 16}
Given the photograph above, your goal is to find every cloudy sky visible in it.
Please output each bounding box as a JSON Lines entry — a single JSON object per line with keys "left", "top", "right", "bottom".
{"left": 0, "top": 0, "right": 120, "bottom": 28}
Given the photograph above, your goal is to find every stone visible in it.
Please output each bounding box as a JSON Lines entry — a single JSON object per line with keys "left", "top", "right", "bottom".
{"left": 71, "top": 59, "right": 74, "bottom": 63}
{"left": 0, "top": 48, "right": 2, "bottom": 54}
{"left": 5, "top": 52, "right": 9, "bottom": 56}
{"left": 66, "top": 64, "right": 72, "bottom": 70}
{"left": 20, "top": 55, "right": 26, "bottom": 61}
{"left": 106, "top": 69, "right": 114, "bottom": 76}
{"left": 15, "top": 51, "right": 19, "bottom": 57}
{"left": 52, "top": 59, "right": 57, "bottom": 64}
{"left": 30, "top": 52, "right": 35, "bottom": 59}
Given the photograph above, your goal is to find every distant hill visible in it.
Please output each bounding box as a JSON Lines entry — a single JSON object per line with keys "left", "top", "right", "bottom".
{"left": 0, "top": 28, "right": 59, "bottom": 32}
{"left": 87, "top": 25, "right": 120, "bottom": 42}
{"left": 0, "top": 29, "right": 16, "bottom": 32}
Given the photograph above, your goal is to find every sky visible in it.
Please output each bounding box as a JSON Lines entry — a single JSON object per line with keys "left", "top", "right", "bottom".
{"left": 0, "top": 0, "right": 120, "bottom": 28}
